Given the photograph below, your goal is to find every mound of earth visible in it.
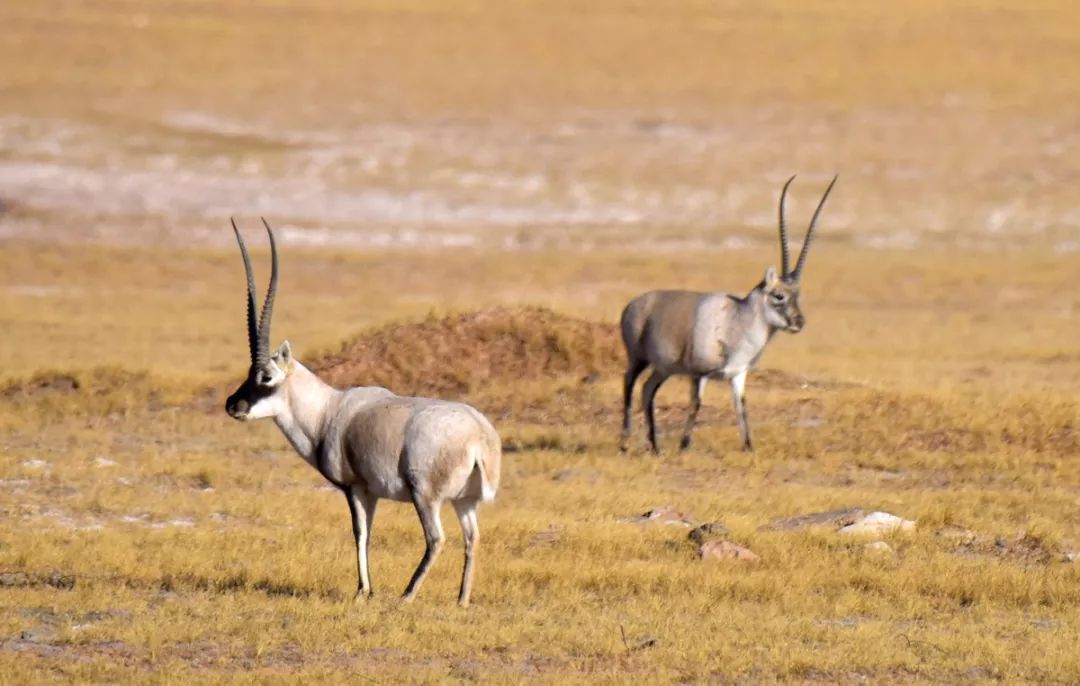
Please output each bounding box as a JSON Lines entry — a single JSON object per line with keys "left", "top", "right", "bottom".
{"left": 310, "top": 307, "right": 623, "bottom": 397}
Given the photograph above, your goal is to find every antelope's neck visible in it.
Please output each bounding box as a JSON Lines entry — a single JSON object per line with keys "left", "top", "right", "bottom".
{"left": 739, "top": 289, "right": 778, "bottom": 350}
{"left": 273, "top": 361, "right": 339, "bottom": 465}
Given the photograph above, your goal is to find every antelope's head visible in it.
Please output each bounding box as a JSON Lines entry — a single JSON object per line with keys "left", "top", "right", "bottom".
{"left": 761, "top": 174, "right": 837, "bottom": 334}
{"left": 225, "top": 218, "right": 293, "bottom": 422}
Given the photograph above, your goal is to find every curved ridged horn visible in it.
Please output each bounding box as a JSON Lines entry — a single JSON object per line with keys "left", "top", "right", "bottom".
{"left": 231, "top": 218, "right": 260, "bottom": 365}
{"left": 792, "top": 174, "right": 838, "bottom": 281}
{"left": 778, "top": 175, "right": 796, "bottom": 277}
{"left": 255, "top": 217, "right": 279, "bottom": 366}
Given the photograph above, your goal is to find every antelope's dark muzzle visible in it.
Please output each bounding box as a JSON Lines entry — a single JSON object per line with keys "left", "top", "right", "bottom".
{"left": 226, "top": 394, "right": 250, "bottom": 420}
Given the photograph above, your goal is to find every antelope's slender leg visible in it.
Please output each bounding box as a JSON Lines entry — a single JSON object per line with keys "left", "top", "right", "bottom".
{"left": 452, "top": 499, "right": 480, "bottom": 608}
{"left": 402, "top": 497, "right": 445, "bottom": 602}
{"left": 730, "top": 370, "right": 752, "bottom": 451}
{"left": 620, "top": 359, "right": 649, "bottom": 451}
{"left": 679, "top": 376, "right": 707, "bottom": 451}
{"left": 347, "top": 487, "right": 378, "bottom": 599}
{"left": 642, "top": 370, "right": 669, "bottom": 455}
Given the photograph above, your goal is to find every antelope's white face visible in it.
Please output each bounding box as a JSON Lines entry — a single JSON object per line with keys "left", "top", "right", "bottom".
{"left": 226, "top": 342, "right": 292, "bottom": 421}
{"left": 761, "top": 267, "right": 805, "bottom": 334}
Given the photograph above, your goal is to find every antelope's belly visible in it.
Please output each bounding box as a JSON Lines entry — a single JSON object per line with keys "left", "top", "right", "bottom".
{"left": 360, "top": 468, "right": 412, "bottom": 502}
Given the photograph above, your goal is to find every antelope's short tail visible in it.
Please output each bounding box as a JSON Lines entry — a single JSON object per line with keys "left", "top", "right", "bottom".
{"left": 464, "top": 406, "right": 502, "bottom": 503}
{"left": 470, "top": 440, "right": 500, "bottom": 503}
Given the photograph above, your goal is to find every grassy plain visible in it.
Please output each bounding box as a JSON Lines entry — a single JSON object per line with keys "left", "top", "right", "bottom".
{"left": 2, "top": 245, "right": 1079, "bottom": 683}
{"left": 2, "top": 0, "right": 1080, "bottom": 683}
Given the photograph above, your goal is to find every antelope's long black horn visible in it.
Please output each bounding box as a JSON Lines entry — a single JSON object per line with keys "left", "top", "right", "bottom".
{"left": 231, "top": 218, "right": 260, "bottom": 365}
{"left": 792, "top": 174, "right": 838, "bottom": 281}
{"left": 256, "top": 217, "right": 279, "bottom": 366}
{"left": 778, "top": 175, "right": 796, "bottom": 277}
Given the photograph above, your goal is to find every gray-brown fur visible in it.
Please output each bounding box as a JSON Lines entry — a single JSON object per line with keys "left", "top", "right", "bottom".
{"left": 619, "top": 176, "right": 837, "bottom": 453}
{"left": 224, "top": 220, "right": 501, "bottom": 607}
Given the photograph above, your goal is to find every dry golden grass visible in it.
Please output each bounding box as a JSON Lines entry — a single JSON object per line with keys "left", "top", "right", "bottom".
{"left": 3, "top": 0, "right": 1080, "bottom": 683}
{"left": 2, "top": 244, "right": 1079, "bottom": 683}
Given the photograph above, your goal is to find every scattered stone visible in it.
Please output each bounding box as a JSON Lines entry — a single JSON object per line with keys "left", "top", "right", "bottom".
{"left": 698, "top": 540, "right": 759, "bottom": 562}
{"left": 629, "top": 636, "right": 658, "bottom": 651}
{"left": 950, "top": 531, "right": 1058, "bottom": 561}
{"left": 815, "top": 616, "right": 863, "bottom": 629}
{"left": 550, "top": 469, "right": 601, "bottom": 484}
{"left": 617, "top": 506, "right": 695, "bottom": 527}
{"left": 78, "top": 609, "right": 132, "bottom": 625}
{"left": 0, "top": 571, "right": 30, "bottom": 587}
{"left": 94, "top": 457, "right": 117, "bottom": 468}
{"left": 619, "top": 625, "right": 659, "bottom": 653}
{"left": 162, "top": 518, "right": 196, "bottom": 528}
{"left": 1065, "top": 551, "right": 1079, "bottom": 563}
{"left": 0, "top": 571, "right": 74, "bottom": 590}
{"left": 839, "top": 512, "right": 916, "bottom": 537}
{"left": 1030, "top": 617, "right": 1058, "bottom": 631}
{"left": 19, "top": 627, "right": 58, "bottom": 643}
{"left": 688, "top": 522, "right": 730, "bottom": 544}
{"left": 21, "top": 459, "right": 48, "bottom": 469}
{"left": 863, "top": 541, "right": 894, "bottom": 554}
{"left": 791, "top": 417, "right": 826, "bottom": 428}
{"left": 1004, "top": 533, "right": 1056, "bottom": 564}
{"left": 526, "top": 526, "right": 561, "bottom": 549}
{"left": 767, "top": 507, "right": 865, "bottom": 531}
{"left": 45, "top": 572, "right": 76, "bottom": 590}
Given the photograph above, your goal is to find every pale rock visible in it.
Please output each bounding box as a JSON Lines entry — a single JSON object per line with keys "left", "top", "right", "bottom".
{"left": 839, "top": 511, "right": 916, "bottom": 536}
{"left": 698, "top": 540, "right": 759, "bottom": 562}
{"left": 688, "top": 521, "right": 730, "bottom": 544}
{"left": 617, "top": 506, "right": 695, "bottom": 527}
{"left": 767, "top": 507, "right": 865, "bottom": 531}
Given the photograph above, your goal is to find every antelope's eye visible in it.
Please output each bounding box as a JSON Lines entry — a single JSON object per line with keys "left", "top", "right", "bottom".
{"left": 770, "top": 292, "right": 786, "bottom": 304}
{"left": 256, "top": 371, "right": 271, "bottom": 386}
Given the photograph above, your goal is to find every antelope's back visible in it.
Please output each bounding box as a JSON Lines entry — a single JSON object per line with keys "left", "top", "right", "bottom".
{"left": 620, "top": 290, "right": 706, "bottom": 369}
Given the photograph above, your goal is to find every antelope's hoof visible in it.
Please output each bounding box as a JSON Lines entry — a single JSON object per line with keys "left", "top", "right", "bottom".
{"left": 679, "top": 436, "right": 692, "bottom": 451}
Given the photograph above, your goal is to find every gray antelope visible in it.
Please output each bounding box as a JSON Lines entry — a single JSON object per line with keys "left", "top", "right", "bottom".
{"left": 619, "top": 175, "right": 837, "bottom": 453}
{"left": 224, "top": 219, "right": 501, "bottom": 607}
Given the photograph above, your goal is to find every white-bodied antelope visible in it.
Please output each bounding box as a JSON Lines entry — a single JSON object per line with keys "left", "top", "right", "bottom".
{"left": 619, "top": 175, "right": 837, "bottom": 453}
{"left": 224, "top": 219, "right": 501, "bottom": 607}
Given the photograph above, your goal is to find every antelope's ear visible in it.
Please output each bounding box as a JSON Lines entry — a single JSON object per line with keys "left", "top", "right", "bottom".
{"left": 274, "top": 340, "right": 292, "bottom": 366}
{"left": 764, "top": 265, "right": 779, "bottom": 289}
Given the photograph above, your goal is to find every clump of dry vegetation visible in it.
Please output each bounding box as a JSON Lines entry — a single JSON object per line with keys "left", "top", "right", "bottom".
{"left": 313, "top": 306, "right": 622, "bottom": 396}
